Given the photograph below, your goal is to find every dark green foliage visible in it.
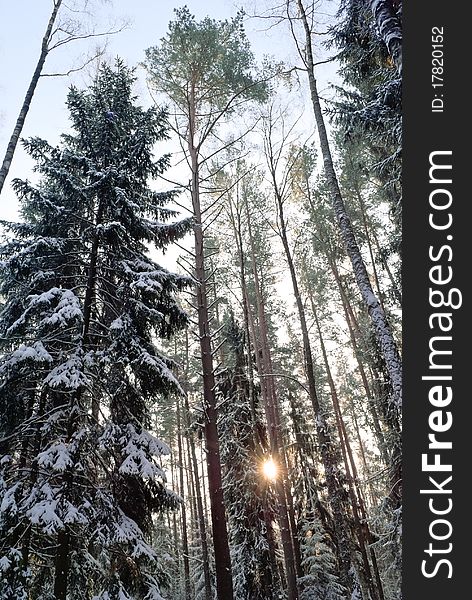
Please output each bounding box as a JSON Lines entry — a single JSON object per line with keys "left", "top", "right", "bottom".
{"left": 0, "top": 60, "right": 190, "bottom": 599}
{"left": 144, "top": 7, "right": 267, "bottom": 117}
{"left": 329, "top": 0, "right": 402, "bottom": 233}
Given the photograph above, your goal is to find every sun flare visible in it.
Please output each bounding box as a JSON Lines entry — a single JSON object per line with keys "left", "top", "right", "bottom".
{"left": 262, "top": 458, "right": 277, "bottom": 481}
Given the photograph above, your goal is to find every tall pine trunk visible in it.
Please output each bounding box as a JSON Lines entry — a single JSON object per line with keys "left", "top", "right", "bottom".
{"left": 187, "top": 87, "right": 233, "bottom": 596}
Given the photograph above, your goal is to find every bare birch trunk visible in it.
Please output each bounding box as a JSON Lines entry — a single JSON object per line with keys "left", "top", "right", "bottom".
{"left": 0, "top": 0, "right": 63, "bottom": 195}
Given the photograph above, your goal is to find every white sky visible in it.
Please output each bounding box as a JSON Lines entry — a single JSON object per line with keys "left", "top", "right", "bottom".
{"left": 0, "top": 0, "right": 339, "bottom": 222}
{"left": 0, "top": 2, "right": 381, "bottom": 454}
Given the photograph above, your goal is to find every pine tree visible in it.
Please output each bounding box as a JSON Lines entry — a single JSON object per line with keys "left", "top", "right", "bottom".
{"left": 0, "top": 60, "right": 191, "bottom": 599}
{"left": 144, "top": 10, "right": 267, "bottom": 598}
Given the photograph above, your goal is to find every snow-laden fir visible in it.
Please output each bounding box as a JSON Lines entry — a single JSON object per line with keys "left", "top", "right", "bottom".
{"left": 0, "top": 60, "right": 191, "bottom": 600}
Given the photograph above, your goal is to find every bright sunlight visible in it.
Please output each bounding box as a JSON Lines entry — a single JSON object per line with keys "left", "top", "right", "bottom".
{"left": 262, "top": 458, "right": 277, "bottom": 481}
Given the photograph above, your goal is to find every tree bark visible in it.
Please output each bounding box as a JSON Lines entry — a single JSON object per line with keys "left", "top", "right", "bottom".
{"left": 295, "top": 0, "right": 403, "bottom": 410}
{"left": 369, "top": 0, "right": 402, "bottom": 74}
{"left": 0, "top": 0, "right": 63, "bottom": 195}
{"left": 187, "top": 83, "right": 233, "bottom": 596}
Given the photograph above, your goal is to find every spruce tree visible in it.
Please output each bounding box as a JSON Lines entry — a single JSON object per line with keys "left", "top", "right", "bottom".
{"left": 217, "top": 312, "right": 278, "bottom": 600}
{"left": 329, "top": 0, "right": 402, "bottom": 241}
{"left": 0, "top": 60, "right": 191, "bottom": 600}
{"left": 298, "top": 515, "right": 347, "bottom": 600}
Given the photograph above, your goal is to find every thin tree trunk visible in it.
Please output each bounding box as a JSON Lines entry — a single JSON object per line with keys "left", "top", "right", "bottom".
{"left": 354, "top": 189, "right": 387, "bottom": 314}
{"left": 296, "top": 0, "right": 402, "bottom": 410}
{"left": 247, "top": 292, "right": 299, "bottom": 599}
{"left": 368, "top": 212, "right": 402, "bottom": 305}
{"left": 273, "top": 185, "right": 355, "bottom": 591}
{"left": 169, "top": 436, "right": 180, "bottom": 563}
{"left": 184, "top": 394, "right": 213, "bottom": 600}
{"left": 330, "top": 257, "right": 402, "bottom": 510}
{"left": 311, "top": 302, "right": 385, "bottom": 600}
{"left": 228, "top": 197, "right": 257, "bottom": 422}
{"left": 344, "top": 149, "right": 402, "bottom": 307}
{"left": 348, "top": 394, "right": 382, "bottom": 508}
{"left": 177, "top": 398, "right": 192, "bottom": 600}
{"left": 0, "top": 0, "right": 63, "bottom": 195}
{"left": 229, "top": 199, "right": 281, "bottom": 597}
{"left": 200, "top": 440, "right": 210, "bottom": 527}
{"left": 245, "top": 208, "right": 300, "bottom": 600}
{"left": 185, "top": 430, "right": 199, "bottom": 569}
{"left": 327, "top": 252, "right": 391, "bottom": 466}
